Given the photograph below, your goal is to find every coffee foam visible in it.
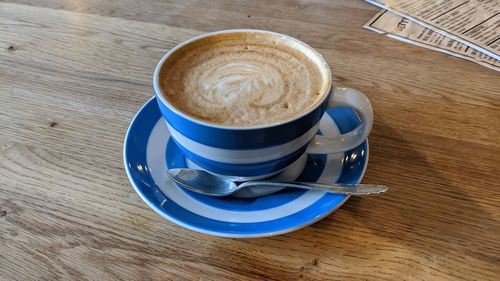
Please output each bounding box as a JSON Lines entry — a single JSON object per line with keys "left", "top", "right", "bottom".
{"left": 159, "top": 31, "right": 330, "bottom": 127}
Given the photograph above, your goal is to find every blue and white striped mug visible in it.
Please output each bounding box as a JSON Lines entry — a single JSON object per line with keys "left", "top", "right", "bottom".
{"left": 153, "top": 30, "right": 373, "bottom": 180}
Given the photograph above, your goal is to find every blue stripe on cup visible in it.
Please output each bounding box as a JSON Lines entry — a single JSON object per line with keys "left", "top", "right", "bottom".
{"left": 171, "top": 138, "right": 309, "bottom": 177}
{"left": 167, "top": 122, "right": 319, "bottom": 164}
{"left": 155, "top": 91, "right": 330, "bottom": 150}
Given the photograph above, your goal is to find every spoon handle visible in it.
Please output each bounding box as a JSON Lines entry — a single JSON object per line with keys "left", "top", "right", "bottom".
{"left": 238, "top": 181, "right": 388, "bottom": 196}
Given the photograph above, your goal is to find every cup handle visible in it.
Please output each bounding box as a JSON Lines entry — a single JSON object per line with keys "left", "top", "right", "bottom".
{"left": 306, "top": 87, "right": 373, "bottom": 154}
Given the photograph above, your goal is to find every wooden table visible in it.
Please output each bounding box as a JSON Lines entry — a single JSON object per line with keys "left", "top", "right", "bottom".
{"left": 1, "top": 1, "right": 499, "bottom": 280}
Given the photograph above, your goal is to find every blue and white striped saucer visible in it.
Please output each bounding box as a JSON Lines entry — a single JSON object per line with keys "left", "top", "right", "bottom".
{"left": 124, "top": 97, "right": 369, "bottom": 238}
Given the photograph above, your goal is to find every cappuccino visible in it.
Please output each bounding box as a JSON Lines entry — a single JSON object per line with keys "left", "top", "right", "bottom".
{"left": 159, "top": 31, "right": 330, "bottom": 127}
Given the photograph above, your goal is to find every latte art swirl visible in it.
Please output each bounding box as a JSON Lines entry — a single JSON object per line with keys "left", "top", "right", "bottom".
{"left": 200, "top": 62, "right": 282, "bottom": 108}
{"left": 160, "top": 33, "right": 329, "bottom": 127}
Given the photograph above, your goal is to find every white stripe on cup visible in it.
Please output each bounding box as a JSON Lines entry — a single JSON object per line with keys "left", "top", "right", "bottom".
{"left": 166, "top": 121, "right": 319, "bottom": 164}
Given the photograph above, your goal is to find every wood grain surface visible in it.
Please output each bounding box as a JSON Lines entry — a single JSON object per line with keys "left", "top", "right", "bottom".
{"left": 0, "top": 1, "right": 499, "bottom": 280}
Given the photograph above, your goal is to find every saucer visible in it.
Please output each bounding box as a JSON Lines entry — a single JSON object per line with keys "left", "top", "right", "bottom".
{"left": 124, "top": 97, "right": 368, "bottom": 238}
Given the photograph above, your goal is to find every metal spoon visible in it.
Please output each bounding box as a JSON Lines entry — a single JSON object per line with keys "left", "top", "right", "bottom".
{"left": 167, "top": 168, "right": 388, "bottom": 197}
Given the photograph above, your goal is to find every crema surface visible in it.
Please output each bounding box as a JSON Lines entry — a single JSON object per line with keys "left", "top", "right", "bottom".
{"left": 159, "top": 32, "right": 330, "bottom": 127}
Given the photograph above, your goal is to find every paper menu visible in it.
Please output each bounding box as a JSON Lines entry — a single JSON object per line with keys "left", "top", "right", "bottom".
{"left": 364, "top": 10, "right": 500, "bottom": 71}
{"left": 365, "top": 0, "right": 500, "bottom": 60}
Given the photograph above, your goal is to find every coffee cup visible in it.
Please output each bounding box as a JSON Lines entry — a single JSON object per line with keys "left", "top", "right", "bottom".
{"left": 153, "top": 29, "right": 373, "bottom": 180}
